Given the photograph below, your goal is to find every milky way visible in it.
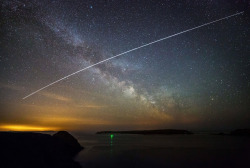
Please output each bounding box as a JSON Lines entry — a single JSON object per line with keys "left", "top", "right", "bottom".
{"left": 22, "top": 11, "right": 244, "bottom": 100}
{"left": 0, "top": 0, "right": 249, "bottom": 131}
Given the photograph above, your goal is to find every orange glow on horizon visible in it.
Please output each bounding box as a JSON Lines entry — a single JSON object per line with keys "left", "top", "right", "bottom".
{"left": 0, "top": 125, "right": 59, "bottom": 132}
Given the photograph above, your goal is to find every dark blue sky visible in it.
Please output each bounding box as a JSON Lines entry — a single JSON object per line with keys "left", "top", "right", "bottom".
{"left": 0, "top": 0, "right": 249, "bottom": 131}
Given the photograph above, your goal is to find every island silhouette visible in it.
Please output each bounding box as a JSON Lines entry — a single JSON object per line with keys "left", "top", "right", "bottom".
{"left": 96, "top": 129, "right": 193, "bottom": 135}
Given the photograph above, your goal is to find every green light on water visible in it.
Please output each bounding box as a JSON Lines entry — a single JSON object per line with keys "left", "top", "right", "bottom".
{"left": 110, "top": 134, "right": 114, "bottom": 139}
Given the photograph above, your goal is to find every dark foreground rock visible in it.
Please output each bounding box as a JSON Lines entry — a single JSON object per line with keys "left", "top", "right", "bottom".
{"left": 0, "top": 131, "right": 83, "bottom": 168}
{"left": 231, "top": 129, "right": 250, "bottom": 136}
{"left": 96, "top": 129, "right": 193, "bottom": 135}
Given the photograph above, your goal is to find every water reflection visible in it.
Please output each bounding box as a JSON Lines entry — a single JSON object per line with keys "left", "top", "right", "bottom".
{"left": 110, "top": 134, "right": 113, "bottom": 154}
{"left": 75, "top": 134, "right": 250, "bottom": 168}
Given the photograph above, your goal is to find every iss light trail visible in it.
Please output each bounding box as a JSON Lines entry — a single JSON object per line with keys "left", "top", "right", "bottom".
{"left": 22, "top": 11, "right": 244, "bottom": 99}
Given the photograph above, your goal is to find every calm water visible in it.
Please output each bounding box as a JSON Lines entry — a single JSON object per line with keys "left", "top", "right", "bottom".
{"left": 74, "top": 134, "right": 250, "bottom": 168}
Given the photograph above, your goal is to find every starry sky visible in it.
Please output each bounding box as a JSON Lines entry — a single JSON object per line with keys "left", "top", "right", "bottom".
{"left": 0, "top": 0, "right": 249, "bottom": 132}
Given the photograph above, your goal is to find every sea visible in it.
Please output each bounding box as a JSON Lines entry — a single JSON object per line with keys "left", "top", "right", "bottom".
{"left": 73, "top": 133, "right": 250, "bottom": 168}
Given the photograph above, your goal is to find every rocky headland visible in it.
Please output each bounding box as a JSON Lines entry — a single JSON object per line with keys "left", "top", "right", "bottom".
{"left": 0, "top": 131, "right": 83, "bottom": 168}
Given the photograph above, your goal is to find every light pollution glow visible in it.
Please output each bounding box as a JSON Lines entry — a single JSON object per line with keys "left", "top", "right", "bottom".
{"left": 0, "top": 125, "right": 59, "bottom": 132}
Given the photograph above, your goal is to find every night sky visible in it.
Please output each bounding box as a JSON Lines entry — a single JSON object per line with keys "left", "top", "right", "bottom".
{"left": 0, "top": 0, "right": 249, "bottom": 132}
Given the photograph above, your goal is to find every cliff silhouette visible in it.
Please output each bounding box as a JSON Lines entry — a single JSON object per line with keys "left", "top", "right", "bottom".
{"left": 0, "top": 131, "right": 83, "bottom": 168}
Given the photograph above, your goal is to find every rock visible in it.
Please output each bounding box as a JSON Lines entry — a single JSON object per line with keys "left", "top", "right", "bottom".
{"left": 53, "top": 131, "right": 83, "bottom": 156}
{"left": 0, "top": 131, "right": 83, "bottom": 168}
